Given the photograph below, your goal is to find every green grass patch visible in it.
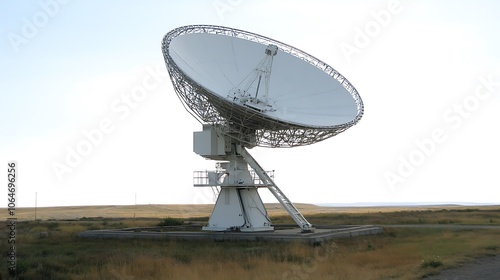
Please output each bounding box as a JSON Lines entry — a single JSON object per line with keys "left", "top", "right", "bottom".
{"left": 158, "top": 217, "right": 184, "bottom": 226}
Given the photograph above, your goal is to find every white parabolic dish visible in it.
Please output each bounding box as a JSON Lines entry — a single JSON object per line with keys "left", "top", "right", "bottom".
{"left": 162, "top": 25, "right": 363, "bottom": 147}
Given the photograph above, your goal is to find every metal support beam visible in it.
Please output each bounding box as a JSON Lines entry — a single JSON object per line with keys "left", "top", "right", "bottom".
{"left": 237, "top": 146, "right": 314, "bottom": 232}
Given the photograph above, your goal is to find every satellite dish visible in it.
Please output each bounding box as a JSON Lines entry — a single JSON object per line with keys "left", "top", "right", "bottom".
{"left": 162, "top": 25, "right": 363, "bottom": 232}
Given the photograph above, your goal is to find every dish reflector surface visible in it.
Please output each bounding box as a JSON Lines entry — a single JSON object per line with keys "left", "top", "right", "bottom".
{"left": 162, "top": 25, "right": 363, "bottom": 147}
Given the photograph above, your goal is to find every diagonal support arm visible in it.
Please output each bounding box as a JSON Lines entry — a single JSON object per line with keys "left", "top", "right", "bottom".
{"left": 237, "top": 146, "right": 314, "bottom": 232}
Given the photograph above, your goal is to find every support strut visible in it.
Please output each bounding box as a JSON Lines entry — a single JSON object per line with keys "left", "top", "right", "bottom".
{"left": 237, "top": 146, "right": 314, "bottom": 232}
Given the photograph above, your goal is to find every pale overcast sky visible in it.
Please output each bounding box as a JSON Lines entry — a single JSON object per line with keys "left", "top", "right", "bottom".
{"left": 1, "top": 1, "right": 499, "bottom": 207}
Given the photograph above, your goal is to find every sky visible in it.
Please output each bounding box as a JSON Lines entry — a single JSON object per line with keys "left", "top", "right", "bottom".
{"left": 1, "top": 0, "right": 499, "bottom": 208}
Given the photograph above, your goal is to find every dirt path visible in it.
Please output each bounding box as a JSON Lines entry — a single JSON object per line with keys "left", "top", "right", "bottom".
{"left": 424, "top": 255, "right": 500, "bottom": 280}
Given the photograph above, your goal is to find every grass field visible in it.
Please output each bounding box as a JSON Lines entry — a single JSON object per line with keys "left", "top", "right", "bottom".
{"left": 1, "top": 204, "right": 499, "bottom": 279}
{"left": 5, "top": 203, "right": 500, "bottom": 221}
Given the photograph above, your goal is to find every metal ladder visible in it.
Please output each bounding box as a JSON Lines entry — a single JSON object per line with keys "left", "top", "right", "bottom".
{"left": 238, "top": 146, "right": 314, "bottom": 232}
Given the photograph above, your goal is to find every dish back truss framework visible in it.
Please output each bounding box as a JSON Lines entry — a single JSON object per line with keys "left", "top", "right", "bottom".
{"left": 162, "top": 25, "right": 363, "bottom": 148}
{"left": 162, "top": 25, "right": 364, "bottom": 232}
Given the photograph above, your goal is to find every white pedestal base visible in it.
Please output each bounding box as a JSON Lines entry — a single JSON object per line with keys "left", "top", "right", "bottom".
{"left": 203, "top": 187, "right": 274, "bottom": 232}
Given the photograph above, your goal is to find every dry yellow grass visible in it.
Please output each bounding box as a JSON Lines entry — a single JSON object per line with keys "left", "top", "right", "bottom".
{"left": 25, "top": 227, "right": 495, "bottom": 280}
{"left": 2, "top": 205, "right": 500, "bottom": 279}
{"left": 3, "top": 203, "right": 498, "bottom": 221}
{"left": 35, "top": 236, "right": 413, "bottom": 280}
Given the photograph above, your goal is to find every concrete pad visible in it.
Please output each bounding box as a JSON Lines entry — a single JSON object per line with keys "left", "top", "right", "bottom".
{"left": 79, "top": 225, "right": 383, "bottom": 244}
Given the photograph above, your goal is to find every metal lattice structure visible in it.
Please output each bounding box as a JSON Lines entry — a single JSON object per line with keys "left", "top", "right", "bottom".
{"left": 162, "top": 25, "right": 364, "bottom": 148}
